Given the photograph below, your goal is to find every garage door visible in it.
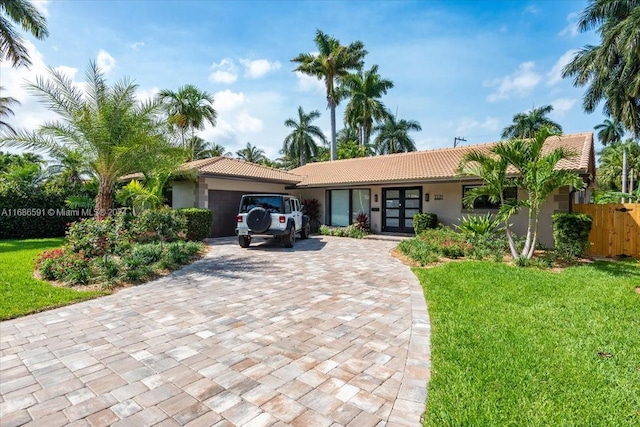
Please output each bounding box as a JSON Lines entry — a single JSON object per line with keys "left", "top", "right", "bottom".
{"left": 208, "top": 190, "right": 245, "bottom": 237}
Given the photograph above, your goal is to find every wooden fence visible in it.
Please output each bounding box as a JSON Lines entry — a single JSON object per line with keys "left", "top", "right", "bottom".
{"left": 574, "top": 203, "right": 640, "bottom": 258}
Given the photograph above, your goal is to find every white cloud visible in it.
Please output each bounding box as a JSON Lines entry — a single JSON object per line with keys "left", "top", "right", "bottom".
{"left": 130, "top": 41, "right": 145, "bottom": 51}
{"left": 559, "top": 12, "right": 580, "bottom": 38}
{"left": 524, "top": 5, "right": 539, "bottom": 14}
{"left": 209, "top": 58, "right": 238, "bottom": 84}
{"left": 547, "top": 50, "right": 578, "bottom": 86}
{"left": 135, "top": 87, "right": 159, "bottom": 103}
{"left": 234, "top": 111, "right": 263, "bottom": 133}
{"left": 550, "top": 98, "right": 576, "bottom": 117}
{"left": 213, "top": 89, "right": 246, "bottom": 112}
{"left": 485, "top": 61, "right": 541, "bottom": 102}
{"left": 32, "top": 0, "right": 49, "bottom": 16}
{"left": 239, "top": 58, "right": 281, "bottom": 79}
{"left": 452, "top": 117, "right": 500, "bottom": 137}
{"left": 295, "top": 71, "right": 324, "bottom": 93}
{"left": 53, "top": 65, "right": 79, "bottom": 80}
{"left": 96, "top": 49, "right": 116, "bottom": 74}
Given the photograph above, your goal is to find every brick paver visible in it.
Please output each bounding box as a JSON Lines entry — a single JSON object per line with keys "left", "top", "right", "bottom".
{"left": 0, "top": 236, "right": 430, "bottom": 425}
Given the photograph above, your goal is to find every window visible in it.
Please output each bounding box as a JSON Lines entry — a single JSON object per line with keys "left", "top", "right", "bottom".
{"left": 239, "top": 196, "right": 283, "bottom": 213}
{"left": 462, "top": 185, "right": 517, "bottom": 210}
{"left": 328, "top": 189, "right": 371, "bottom": 226}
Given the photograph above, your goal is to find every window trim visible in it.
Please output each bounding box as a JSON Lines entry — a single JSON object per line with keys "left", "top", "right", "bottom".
{"left": 327, "top": 189, "right": 371, "bottom": 227}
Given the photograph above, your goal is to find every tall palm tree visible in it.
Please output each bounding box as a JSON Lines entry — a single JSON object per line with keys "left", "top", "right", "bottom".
{"left": 236, "top": 142, "right": 267, "bottom": 163}
{"left": 207, "top": 142, "right": 232, "bottom": 157}
{"left": 373, "top": 113, "right": 421, "bottom": 155}
{"left": 0, "top": 86, "right": 20, "bottom": 135}
{"left": 0, "top": 0, "right": 48, "bottom": 68}
{"left": 283, "top": 106, "right": 327, "bottom": 167}
{"left": 594, "top": 118, "right": 625, "bottom": 145}
{"left": 501, "top": 105, "right": 563, "bottom": 139}
{"left": 0, "top": 61, "right": 174, "bottom": 217}
{"left": 158, "top": 84, "right": 217, "bottom": 154}
{"left": 562, "top": 0, "right": 640, "bottom": 138}
{"left": 597, "top": 139, "right": 640, "bottom": 190}
{"left": 45, "top": 147, "right": 92, "bottom": 187}
{"left": 340, "top": 64, "right": 393, "bottom": 146}
{"left": 292, "top": 29, "right": 367, "bottom": 161}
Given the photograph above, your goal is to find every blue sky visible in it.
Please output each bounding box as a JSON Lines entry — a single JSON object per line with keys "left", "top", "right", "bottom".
{"left": 2, "top": 0, "right": 605, "bottom": 160}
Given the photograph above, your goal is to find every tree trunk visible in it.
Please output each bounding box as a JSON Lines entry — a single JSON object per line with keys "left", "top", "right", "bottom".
{"left": 330, "top": 101, "right": 337, "bottom": 161}
{"left": 95, "top": 179, "right": 114, "bottom": 219}
{"left": 622, "top": 148, "right": 628, "bottom": 203}
{"left": 505, "top": 226, "right": 519, "bottom": 259}
{"left": 521, "top": 207, "right": 536, "bottom": 259}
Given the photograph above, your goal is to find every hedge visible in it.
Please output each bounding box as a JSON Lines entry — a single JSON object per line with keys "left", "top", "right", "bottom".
{"left": 177, "top": 208, "right": 213, "bottom": 241}
{"left": 414, "top": 212, "right": 438, "bottom": 234}
{"left": 552, "top": 212, "right": 593, "bottom": 259}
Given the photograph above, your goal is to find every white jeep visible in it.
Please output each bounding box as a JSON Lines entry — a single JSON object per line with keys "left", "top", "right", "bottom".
{"left": 235, "top": 194, "right": 310, "bottom": 248}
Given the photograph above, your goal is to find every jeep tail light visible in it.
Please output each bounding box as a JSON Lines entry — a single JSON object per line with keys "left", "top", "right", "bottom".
{"left": 279, "top": 216, "right": 286, "bottom": 223}
{"left": 236, "top": 215, "right": 243, "bottom": 223}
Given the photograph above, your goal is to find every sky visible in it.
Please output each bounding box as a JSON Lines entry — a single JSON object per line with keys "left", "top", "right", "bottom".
{"left": 1, "top": 0, "right": 607, "bottom": 161}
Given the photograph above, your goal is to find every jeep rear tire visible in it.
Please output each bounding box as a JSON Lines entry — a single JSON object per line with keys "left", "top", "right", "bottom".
{"left": 246, "top": 207, "right": 271, "bottom": 233}
{"left": 300, "top": 222, "right": 310, "bottom": 239}
{"left": 283, "top": 226, "right": 295, "bottom": 248}
{"left": 239, "top": 235, "right": 251, "bottom": 248}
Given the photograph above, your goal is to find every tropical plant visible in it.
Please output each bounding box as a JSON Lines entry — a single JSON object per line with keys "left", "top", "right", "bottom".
{"left": 373, "top": 113, "right": 421, "bottom": 155}
{"left": 340, "top": 64, "right": 393, "bottom": 146}
{"left": 0, "top": 0, "right": 48, "bottom": 68}
{"left": 0, "top": 86, "right": 20, "bottom": 134}
{"left": 562, "top": 0, "right": 640, "bottom": 138}
{"left": 292, "top": 29, "right": 367, "bottom": 161}
{"left": 44, "top": 147, "right": 91, "bottom": 188}
{"left": 596, "top": 139, "right": 640, "bottom": 191}
{"left": 594, "top": 118, "right": 625, "bottom": 145}
{"left": 0, "top": 61, "right": 172, "bottom": 217}
{"left": 206, "top": 142, "right": 232, "bottom": 157}
{"left": 283, "top": 106, "right": 327, "bottom": 167}
{"left": 158, "top": 84, "right": 217, "bottom": 155}
{"left": 456, "top": 213, "right": 503, "bottom": 236}
{"left": 501, "top": 105, "right": 562, "bottom": 139}
{"left": 236, "top": 142, "right": 267, "bottom": 163}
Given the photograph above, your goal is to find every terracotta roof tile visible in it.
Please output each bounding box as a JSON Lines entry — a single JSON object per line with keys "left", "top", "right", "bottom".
{"left": 183, "top": 156, "right": 303, "bottom": 184}
{"left": 290, "top": 132, "right": 595, "bottom": 187}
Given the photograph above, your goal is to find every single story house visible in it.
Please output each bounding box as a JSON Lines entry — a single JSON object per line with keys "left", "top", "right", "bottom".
{"left": 170, "top": 132, "right": 596, "bottom": 247}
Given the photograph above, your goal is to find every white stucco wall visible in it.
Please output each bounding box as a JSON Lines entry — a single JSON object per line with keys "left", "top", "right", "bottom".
{"left": 204, "top": 178, "right": 291, "bottom": 194}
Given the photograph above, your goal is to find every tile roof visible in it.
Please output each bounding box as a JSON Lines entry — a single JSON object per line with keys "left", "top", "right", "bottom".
{"left": 290, "top": 132, "right": 595, "bottom": 187}
{"left": 183, "top": 156, "right": 303, "bottom": 184}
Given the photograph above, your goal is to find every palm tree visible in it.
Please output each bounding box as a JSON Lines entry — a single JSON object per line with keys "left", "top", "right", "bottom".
{"left": 494, "top": 128, "right": 584, "bottom": 259}
{"left": 0, "top": 61, "right": 174, "bottom": 217}
{"left": 0, "top": 0, "right": 48, "bottom": 68}
{"left": 340, "top": 64, "right": 393, "bottom": 146}
{"left": 562, "top": 0, "right": 640, "bottom": 137}
{"left": 292, "top": 29, "right": 367, "bottom": 161}
{"left": 594, "top": 118, "right": 625, "bottom": 145}
{"left": 373, "top": 113, "right": 421, "bottom": 155}
{"left": 0, "top": 86, "right": 20, "bottom": 135}
{"left": 207, "top": 142, "right": 232, "bottom": 157}
{"left": 501, "top": 105, "right": 563, "bottom": 139}
{"left": 597, "top": 139, "right": 640, "bottom": 191}
{"left": 283, "top": 106, "right": 327, "bottom": 167}
{"left": 236, "top": 142, "right": 266, "bottom": 163}
{"left": 158, "top": 84, "right": 217, "bottom": 154}
{"left": 45, "top": 147, "right": 92, "bottom": 187}
{"left": 337, "top": 127, "right": 374, "bottom": 159}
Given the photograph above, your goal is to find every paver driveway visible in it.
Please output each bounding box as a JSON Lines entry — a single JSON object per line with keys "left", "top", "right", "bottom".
{"left": 0, "top": 236, "right": 430, "bottom": 427}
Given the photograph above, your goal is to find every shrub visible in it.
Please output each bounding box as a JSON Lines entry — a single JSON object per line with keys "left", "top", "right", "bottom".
{"left": 398, "top": 227, "right": 472, "bottom": 264}
{"left": 414, "top": 213, "right": 438, "bottom": 234}
{"left": 130, "top": 209, "right": 187, "bottom": 243}
{"left": 93, "top": 256, "right": 122, "bottom": 287}
{"left": 303, "top": 199, "right": 322, "bottom": 232}
{"left": 457, "top": 213, "right": 503, "bottom": 236}
{"left": 354, "top": 212, "right": 370, "bottom": 232}
{"left": 177, "top": 208, "right": 213, "bottom": 241}
{"left": 465, "top": 234, "right": 508, "bottom": 262}
{"left": 131, "top": 243, "right": 163, "bottom": 264}
{"left": 319, "top": 224, "right": 368, "bottom": 239}
{"left": 36, "top": 248, "right": 66, "bottom": 280}
{"left": 66, "top": 213, "right": 131, "bottom": 257}
{"left": 35, "top": 248, "right": 91, "bottom": 285}
{"left": 552, "top": 213, "right": 593, "bottom": 260}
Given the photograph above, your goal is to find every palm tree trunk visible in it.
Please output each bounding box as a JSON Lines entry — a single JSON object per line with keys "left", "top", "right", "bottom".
{"left": 95, "top": 179, "right": 114, "bottom": 219}
{"left": 527, "top": 210, "right": 540, "bottom": 259}
{"left": 521, "top": 207, "right": 536, "bottom": 258}
{"left": 330, "top": 101, "right": 337, "bottom": 161}
{"left": 505, "top": 226, "right": 519, "bottom": 259}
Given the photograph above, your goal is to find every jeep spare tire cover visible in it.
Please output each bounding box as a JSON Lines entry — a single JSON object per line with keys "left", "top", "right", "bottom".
{"left": 247, "top": 207, "right": 271, "bottom": 233}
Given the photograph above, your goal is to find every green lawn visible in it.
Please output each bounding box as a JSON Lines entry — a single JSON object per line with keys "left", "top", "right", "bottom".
{"left": 0, "top": 239, "right": 105, "bottom": 320}
{"left": 417, "top": 260, "right": 640, "bottom": 427}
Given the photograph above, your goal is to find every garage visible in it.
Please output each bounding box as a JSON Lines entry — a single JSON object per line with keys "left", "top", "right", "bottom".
{"left": 208, "top": 190, "right": 245, "bottom": 237}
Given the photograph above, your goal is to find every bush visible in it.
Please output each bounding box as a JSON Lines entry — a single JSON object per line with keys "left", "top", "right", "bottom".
{"left": 130, "top": 209, "right": 187, "bottom": 243}
{"left": 130, "top": 243, "right": 163, "bottom": 264}
{"left": 319, "top": 224, "right": 368, "bottom": 239}
{"left": 414, "top": 213, "right": 438, "bottom": 234}
{"left": 354, "top": 212, "right": 370, "bottom": 232}
{"left": 36, "top": 248, "right": 91, "bottom": 285}
{"left": 457, "top": 213, "right": 503, "bottom": 236}
{"left": 398, "top": 227, "right": 472, "bottom": 264}
{"left": 465, "top": 234, "right": 508, "bottom": 262}
{"left": 552, "top": 213, "right": 593, "bottom": 260}
{"left": 66, "top": 213, "right": 131, "bottom": 257}
{"left": 177, "top": 208, "right": 213, "bottom": 241}
{"left": 303, "top": 199, "right": 322, "bottom": 232}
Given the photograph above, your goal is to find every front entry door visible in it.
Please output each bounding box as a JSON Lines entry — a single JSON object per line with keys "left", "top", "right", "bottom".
{"left": 383, "top": 188, "right": 421, "bottom": 233}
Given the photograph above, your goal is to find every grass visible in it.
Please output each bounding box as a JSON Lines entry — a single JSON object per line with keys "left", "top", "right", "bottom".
{"left": 0, "top": 239, "right": 105, "bottom": 320}
{"left": 417, "top": 260, "right": 640, "bottom": 427}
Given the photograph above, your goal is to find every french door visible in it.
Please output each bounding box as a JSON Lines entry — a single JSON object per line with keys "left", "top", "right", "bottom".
{"left": 383, "top": 187, "right": 421, "bottom": 233}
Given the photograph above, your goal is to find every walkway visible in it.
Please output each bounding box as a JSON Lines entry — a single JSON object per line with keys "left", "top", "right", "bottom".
{"left": 0, "top": 236, "right": 430, "bottom": 426}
